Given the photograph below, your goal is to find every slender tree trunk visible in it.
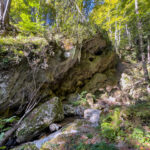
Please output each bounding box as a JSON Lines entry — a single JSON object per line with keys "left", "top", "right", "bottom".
{"left": 109, "top": 24, "right": 112, "bottom": 40}
{"left": 135, "top": 0, "right": 149, "bottom": 82}
{"left": 114, "top": 4, "right": 121, "bottom": 57}
{"left": 126, "top": 24, "right": 132, "bottom": 47}
{"left": 115, "top": 21, "right": 119, "bottom": 55}
{"left": 3, "top": 0, "right": 11, "bottom": 26}
{"left": 107, "top": 10, "right": 112, "bottom": 40}
{"left": 0, "top": 0, "right": 4, "bottom": 29}
{"left": 0, "top": 0, "right": 11, "bottom": 30}
{"left": 118, "top": 22, "right": 121, "bottom": 47}
{"left": 147, "top": 35, "right": 150, "bottom": 64}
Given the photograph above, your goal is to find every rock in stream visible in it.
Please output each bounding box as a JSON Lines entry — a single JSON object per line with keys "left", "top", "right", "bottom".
{"left": 11, "top": 118, "right": 101, "bottom": 150}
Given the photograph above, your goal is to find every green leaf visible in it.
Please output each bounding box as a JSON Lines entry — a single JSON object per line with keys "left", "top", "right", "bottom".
{"left": 0, "top": 133, "right": 4, "bottom": 141}
{"left": 0, "top": 146, "right": 7, "bottom": 150}
{"left": 4, "top": 116, "right": 17, "bottom": 123}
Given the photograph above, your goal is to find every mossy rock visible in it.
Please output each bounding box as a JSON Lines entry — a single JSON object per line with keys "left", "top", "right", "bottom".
{"left": 16, "top": 97, "right": 64, "bottom": 143}
{"left": 82, "top": 73, "right": 107, "bottom": 93}
{"left": 0, "top": 33, "right": 117, "bottom": 119}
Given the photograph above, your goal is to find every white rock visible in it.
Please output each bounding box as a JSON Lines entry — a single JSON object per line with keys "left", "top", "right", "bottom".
{"left": 84, "top": 109, "right": 101, "bottom": 127}
{"left": 49, "top": 123, "right": 61, "bottom": 132}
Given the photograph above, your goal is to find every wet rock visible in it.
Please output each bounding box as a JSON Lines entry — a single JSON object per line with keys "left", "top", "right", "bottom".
{"left": 16, "top": 97, "right": 64, "bottom": 143}
{"left": 84, "top": 109, "right": 101, "bottom": 127}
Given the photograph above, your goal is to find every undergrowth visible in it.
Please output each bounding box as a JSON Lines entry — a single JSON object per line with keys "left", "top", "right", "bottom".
{"left": 71, "top": 91, "right": 95, "bottom": 106}
{"left": 71, "top": 91, "right": 88, "bottom": 106}
{"left": 99, "top": 103, "right": 150, "bottom": 149}
{"left": 0, "top": 116, "right": 18, "bottom": 149}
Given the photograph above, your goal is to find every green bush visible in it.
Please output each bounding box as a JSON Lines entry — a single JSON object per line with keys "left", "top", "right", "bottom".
{"left": 131, "top": 128, "right": 150, "bottom": 145}
{"left": 100, "top": 108, "right": 123, "bottom": 141}
{"left": 17, "top": 13, "right": 45, "bottom": 35}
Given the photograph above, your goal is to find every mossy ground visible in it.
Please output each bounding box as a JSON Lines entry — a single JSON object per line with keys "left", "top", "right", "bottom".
{"left": 0, "top": 35, "right": 47, "bottom": 69}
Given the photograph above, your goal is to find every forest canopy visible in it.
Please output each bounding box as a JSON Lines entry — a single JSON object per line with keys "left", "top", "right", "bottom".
{"left": 0, "top": 0, "right": 149, "bottom": 49}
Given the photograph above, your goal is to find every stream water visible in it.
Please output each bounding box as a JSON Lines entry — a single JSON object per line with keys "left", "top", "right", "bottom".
{"left": 8, "top": 116, "right": 80, "bottom": 149}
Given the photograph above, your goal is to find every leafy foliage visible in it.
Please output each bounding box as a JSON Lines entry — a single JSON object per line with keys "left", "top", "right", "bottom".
{"left": 71, "top": 91, "right": 95, "bottom": 106}
{"left": 100, "top": 108, "right": 123, "bottom": 141}
{"left": 71, "top": 91, "right": 88, "bottom": 106}
{"left": 90, "top": 0, "right": 150, "bottom": 54}
{"left": 100, "top": 103, "right": 150, "bottom": 148}
{"left": 0, "top": 116, "right": 18, "bottom": 141}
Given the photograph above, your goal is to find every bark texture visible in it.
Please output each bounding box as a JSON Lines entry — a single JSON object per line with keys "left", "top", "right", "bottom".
{"left": 135, "top": 0, "right": 149, "bottom": 82}
{"left": 0, "top": 0, "right": 11, "bottom": 30}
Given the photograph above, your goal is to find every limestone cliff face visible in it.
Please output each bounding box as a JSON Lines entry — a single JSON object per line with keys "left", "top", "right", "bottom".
{"left": 0, "top": 33, "right": 118, "bottom": 115}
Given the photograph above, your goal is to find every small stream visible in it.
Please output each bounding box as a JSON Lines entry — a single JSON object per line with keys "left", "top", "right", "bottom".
{"left": 8, "top": 116, "right": 80, "bottom": 150}
{"left": 34, "top": 116, "right": 83, "bottom": 149}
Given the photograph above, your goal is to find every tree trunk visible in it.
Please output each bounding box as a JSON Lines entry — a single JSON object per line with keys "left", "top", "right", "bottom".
{"left": 126, "top": 24, "right": 132, "bottom": 48}
{"left": 147, "top": 35, "right": 150, "bottom": 64}
{"left": 107, "top": 10, "right": 112, "bottom": 40}
{"left": 118, "top": 22, "right": 121, "bottom": 47}
{"left": 0, "top": 0, "right": 11, "bottom": 30}
{"left": 114, "top": 4, "right": 121, "bottom": 58}
{"left": 135, "top": 0, "right": 149, "bottom": 82}
{"left": 0, "top": 0, "right": 4, "bottom": 29}
{"left": 115, "top": 21, "right": 119, "bottom": 56}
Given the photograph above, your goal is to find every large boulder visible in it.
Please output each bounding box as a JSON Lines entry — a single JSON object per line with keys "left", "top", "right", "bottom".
{"left": 0, "top": 33, "right": 118, "bottom": 115}
{"left": 16, "top": 97, "right": 64, "bottom": 143}
{"left": 84, "top": 109, "right": 101, "bottom": 127}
